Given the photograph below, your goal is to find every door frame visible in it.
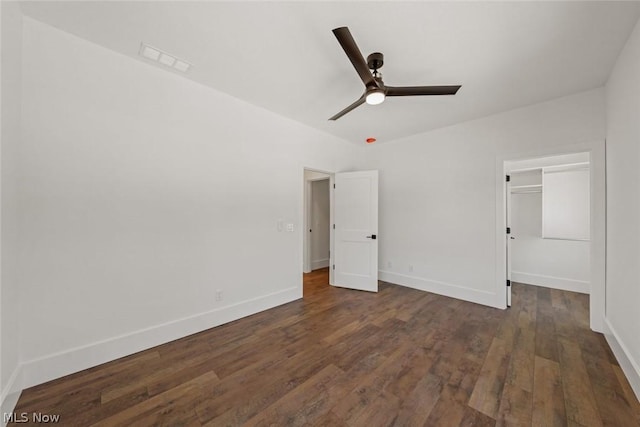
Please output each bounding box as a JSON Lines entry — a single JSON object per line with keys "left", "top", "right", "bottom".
{"left": 302, "top": 168, "right": 335, "bottom": 286}
{"left": 495, "top": 141, "right": 606, "bottom": 332}
{"left": 506, "top": 171, "right": 512, "bottom": 307}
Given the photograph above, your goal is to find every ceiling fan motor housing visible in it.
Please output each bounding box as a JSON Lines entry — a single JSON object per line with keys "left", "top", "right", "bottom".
{"left": 367, "top": 52, "right": 384, "bottom": 71}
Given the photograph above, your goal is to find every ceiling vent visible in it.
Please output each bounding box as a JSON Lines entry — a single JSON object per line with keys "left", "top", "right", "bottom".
{"left": 139, "top": 43, "right": 191, "bottom": 73}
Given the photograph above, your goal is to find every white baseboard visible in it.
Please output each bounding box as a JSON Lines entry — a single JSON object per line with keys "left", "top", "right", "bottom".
{"left": 19, "top": 286, "right": 300, "bottom": 390}
{"left": 603, "top": 318, "right": 640, "bottom": 402}
{"left": 378, "top": 271, "right": 500, "bottom": 309}
{"left": 1, "top": 364, "right": 23, "bottom": 427}
{"left": 511, "top": 271, "right": 589, "bottom": 294}
{"left": 311, "top": 258, "right": 329, "bottom": 270}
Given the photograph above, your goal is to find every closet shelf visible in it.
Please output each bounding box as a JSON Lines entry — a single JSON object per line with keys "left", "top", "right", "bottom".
{"left": 511, "top": 184, "right": 542, "bottom": 193}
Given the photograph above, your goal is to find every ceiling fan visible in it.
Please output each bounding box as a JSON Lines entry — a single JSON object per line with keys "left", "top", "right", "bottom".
{"left": 329, "top": 27, "right": 461, "bottom": 121}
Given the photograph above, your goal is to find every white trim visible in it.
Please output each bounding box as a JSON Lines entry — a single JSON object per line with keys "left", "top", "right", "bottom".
{"left": 1, "top": 365, "right": 23, "bottom": 427}
{"left": 329, "top": 174, "right": 335, "bottom": 286}
{"left": 509, "top": 162, "right": 590, "bottom": 174}
{"left": 303, "top": 178, "right": 312, "bottom": 273}
{"left": 495, "top": 157, "right": 509, "bottom": 309}
{"left": 311, "top": 258, "right": 329, "bottom": 270}
{"left": 603, "top": 318, "right": 640, "bottom": 402}
{"left": 543, "top": 163, "right": 590, "bottom": 173}
{"left": 510, "top": 184, "right": 542, "bottom": 193}
{"left": 20, "top": 287, "right": 300, "bottom": 390}
{"left": 379, "top": 271, "right": 501, "bottom": 309}
{"left": 511, "top": 271, "right": 589, "bottom": 294}
{"left": 541, "top": 237, "right": 590, "bottom": 242}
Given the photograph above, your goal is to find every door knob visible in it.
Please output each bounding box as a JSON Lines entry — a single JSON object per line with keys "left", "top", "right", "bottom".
{"left": 366, "top": 234, "right": 377, "bottom": 240}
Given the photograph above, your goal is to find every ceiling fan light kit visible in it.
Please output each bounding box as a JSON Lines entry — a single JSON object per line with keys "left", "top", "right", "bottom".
{"left": 329, "top": 27, "right": 461, "bottom": 120}
{"left": 365, "top": 87, "right": 385, "bottom": 105}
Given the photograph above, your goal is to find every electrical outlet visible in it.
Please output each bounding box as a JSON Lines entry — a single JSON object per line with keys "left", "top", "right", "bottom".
{"left": 277, "top": 219, "right": 284, "bottom": 232}
{"left": 215, "top": 290, "right": 223, "bottom": 301}
{"left": 286, "top": 223, "right": 294, "bottom": 232}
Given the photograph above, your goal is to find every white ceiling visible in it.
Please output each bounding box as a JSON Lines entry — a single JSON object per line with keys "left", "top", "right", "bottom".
{"left": 19, "top": 1, "right": 640, "bottom": 144}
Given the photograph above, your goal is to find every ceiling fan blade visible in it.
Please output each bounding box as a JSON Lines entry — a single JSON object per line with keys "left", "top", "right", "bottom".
{"left": 332, "top": 27, "right": 377, "bottom": 88}
{"left": 386, "top": 85, "right": 461, "bottom": 96}
{"left": 329, "top": 95, "right": 366, "bottom": 121}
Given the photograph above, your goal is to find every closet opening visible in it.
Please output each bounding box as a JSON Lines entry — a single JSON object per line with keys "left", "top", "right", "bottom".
{"left": 505, "top": 152, "right": 591, "bottom": 312}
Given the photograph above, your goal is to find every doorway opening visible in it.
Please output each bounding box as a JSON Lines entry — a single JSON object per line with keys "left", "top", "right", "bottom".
{"left": 307, "top": 178, "right": 331, "bottom": 272}
{"left": 505, "top": 151, "right": 593, "bottom": 313}
{"left": 303, "top": 169, "right": 333, "bottom": 296}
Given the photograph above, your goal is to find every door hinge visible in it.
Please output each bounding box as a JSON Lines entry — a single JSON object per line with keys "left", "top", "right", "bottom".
{"left": 333, "top": 224, "right": 335, "bottom": 229}
{"left": 333, "top": 184, "right": 336, "bottom": 189}
{"left": 506, "top": 175, "right": 511, "bottom": 182}
{"left": 332, "top": 264, "right": 335, "bottom": 270}
{"left": 506, "top": 279, "right": 511, "bottom": 287}
{"left": 506, "top": 227, "right": 511, "bottom": 234}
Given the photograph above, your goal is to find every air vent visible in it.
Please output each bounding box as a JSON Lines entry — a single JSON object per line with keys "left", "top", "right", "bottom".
{"left": 139, "top": 43, "right": 191, "bottom": 73}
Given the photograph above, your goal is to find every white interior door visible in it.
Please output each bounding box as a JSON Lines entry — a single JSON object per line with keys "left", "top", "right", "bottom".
{"left": 506, "top": 174, "right": 512, "bottom": 307}
{"left": 333, "top": 170, "right": 378, "bottom": 292}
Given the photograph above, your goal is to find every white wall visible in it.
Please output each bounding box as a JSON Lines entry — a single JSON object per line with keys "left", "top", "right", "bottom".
{"left": 364, "top": 89, "right": 605, "bottom": 312}
{"left": 310, "top": 179, "right": 330, "bottom": 270}
{"left": 17, "top": 17, "right": 359, "bottom": 389}
{"left": 604, "top": 16, "right": 640, "bottom": 400}
{"left": 1, "top": 1, "right": 24, "bottom": 417}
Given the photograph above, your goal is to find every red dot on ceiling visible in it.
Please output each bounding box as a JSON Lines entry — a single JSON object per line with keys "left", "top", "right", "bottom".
{"left": 366, "top": 138, "right": 376, "bottom": 144}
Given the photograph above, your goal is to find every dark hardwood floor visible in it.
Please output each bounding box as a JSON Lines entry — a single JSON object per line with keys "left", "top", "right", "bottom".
{"left": 11, "top": 268, "right": 640, "bottom": 426}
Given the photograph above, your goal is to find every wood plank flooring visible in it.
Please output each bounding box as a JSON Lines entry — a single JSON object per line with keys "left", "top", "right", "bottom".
{"left": 11, "top": 269, "right": 640, "bottom": 426}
